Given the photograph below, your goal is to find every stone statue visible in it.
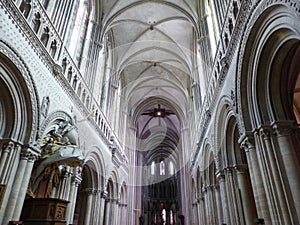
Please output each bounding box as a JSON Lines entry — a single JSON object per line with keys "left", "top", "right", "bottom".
{"left": 41, "top": 96, "right": 50, "bottom": 117}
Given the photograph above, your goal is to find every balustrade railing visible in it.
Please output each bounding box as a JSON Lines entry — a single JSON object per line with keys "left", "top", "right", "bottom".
{"left": 4, "top": 0, "right": 128, "bottom": 166}
{"left": 191, "top": 0, "right": 246, "bottom": 166}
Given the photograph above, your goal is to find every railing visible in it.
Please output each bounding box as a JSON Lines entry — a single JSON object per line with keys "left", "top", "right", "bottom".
{"left": 3, "top": 0, "right": 128, "bottom": 166}
{"left": 190, "top": 0, "right": 247, "bottom": 167}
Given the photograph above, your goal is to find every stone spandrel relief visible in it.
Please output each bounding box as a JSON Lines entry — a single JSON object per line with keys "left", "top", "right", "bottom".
{"left": 29, "top": 118, "right": 84, "bottom": 198}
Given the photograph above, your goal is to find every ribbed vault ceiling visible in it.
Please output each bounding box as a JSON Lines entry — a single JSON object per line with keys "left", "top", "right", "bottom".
{"left": 101, "top": 0, "right": 199, "bottom": 162}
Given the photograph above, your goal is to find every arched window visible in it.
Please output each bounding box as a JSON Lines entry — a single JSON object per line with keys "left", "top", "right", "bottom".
{"left": 67, "top": 67, "right": 73, "bottom": 82}
{"left": 77, "top": 83, "right": 82, "bottom": 96}
{"left": 160, "top": 160, "right": 165, "bottom": 176}
{"left": 162, "top": 209, "right": 166, "bottom": 225}
{"left": 170, "top": 210, "right": 174, "bottom": 225}
{"left": 41, "top": 27, "right": 50, "bottom": 47}
{"left": 20, "top": 0, "right": 31, "bottom": 19}
{"left": 169, "top": 161, "right": 174, "bottom": 175}
{"left": 151, "top": 161, "right": 155, "bottom": 175}
{"left": 205, "top": 1, "right": 218, "bottom": 57}
{"left": 68, "top": 0, "right": 90, "bottom": 58}
{"left": 41, "top": 0, "right": 49, "bottom": 9}
{"left": 72, "top": 75, "right": 78, "bottom": 89}
{"left": 50, "top": 40, "right": 57, "bottom": 58}
{"left": 32, "top": 12, "right": 41, "bottom": 34}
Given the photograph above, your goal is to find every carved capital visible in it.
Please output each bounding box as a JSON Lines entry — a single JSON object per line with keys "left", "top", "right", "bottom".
{"left": 2, "top": 141, "right": 15, "bottom": 153}
{"left": 83, "top": 188, "right": 95, "bottom": 195}
{"left": 258, "top": 126, "right": 272, "bottom": 140}
{"left": 239, "top": 133, "right": 255, "bottom": 153}
{"left": 21, "top": 148, "right": 39, "bottom": 161}
{"left": 197, "top": 196, "right": 204, "bottom": 202}
{"left": 101, "top": 190, "right": 108, "bottom": 199}
{"left": 225, "top": 167, "right": 234, "bottom": 175}
{"left": 216, "top": 170, "right": 225, "bottom": 181}
{"left": 72, "top": 175, "right": 82, "bottom": 185}
{"left": 272, "top": 121, "right": 296, "bottom": 137}
{"left": 234, "top": 164, "right": 248, "bottom": 173}
{"left": 111, "top": 198, "right": 119, "bottom": 204}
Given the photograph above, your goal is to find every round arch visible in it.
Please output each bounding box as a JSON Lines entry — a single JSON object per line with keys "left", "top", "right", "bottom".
{"left": 107, "top": 169, "right": 120, "bottom": 199}
{"left": 214, "top": 96, "right": 235, "bottom": 170}
{"left": 84, "top": 147, "right": 106, "bottom": 190}
{"left": 237, "top": 3, "right": 300, "bottom": 132}
{"left": 0, "top": 42, "right": 39, "bottom": 144}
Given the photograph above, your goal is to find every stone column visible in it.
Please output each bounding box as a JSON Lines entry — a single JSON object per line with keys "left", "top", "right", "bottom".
{"left": 118, "top": 203, "right": 124, "bottom": 225}
{"left": 216, "top": 171, "right": 229, "bottom": 224}
{"left": 209, "top": 185, "right": 218, "bottom": 225}
{"left": 92, "top": 190, "right": 101, "bottom": 225}
{"left": 99, "top": 191, "right": 107, "bottom": 225}
{"left": 50, "top": 168, "right": 58, "bottom": 198}
{"left": 214, "top": 185, "right": 223, "bottom": 225}
{"left": 12, "top": 153, "right": 36, "bottom": 220}
{"left": 127, "top": 126, "right": 137, "bottom": 225}
{"left": 3, "top": 150, "right": 30, "bottom": 223}
{"left": 104, "top": 198, "right": 112, "bottom": 225}
{"left": 0, "top": 141, "right": 14, "bottom": 179}
{"left": 240, "top": 135, "right": 270, "bottom": 223}
{"left": 0, "top": 143, "right": 22, "bottom": 225}
{"left": 0, "top": 142, "right": 21, "bottom": 185}
{"left": 196, "top": 198, "right": 203, "bottom": 224}
{"left": 226, "top": 168, "right": 240, "bottom": 225}
{"left": 112, "top": 199, "right": 119, "bottom": 225}
{"left": 83, "top": 188, "right": 94, "bottom": 225}
{"left": 191, "top": 202, "right": 197, "bottom": 225}
{"left": 203, "top": 188, "right": 209, "bottom": 224}
{"left": 273, "top": 121, "right": 300, "bottom": 222}
{"left": 234, "top": 165, "right": 256, "bottom": 225}
{"left": 259, "top": 127, "right": 291, "bottom": 224}
{"left": 66, "top": 167, "right": 82, "bottom": 224}
{"left": 57, "top": 165, "right": 71, "bottom": 200}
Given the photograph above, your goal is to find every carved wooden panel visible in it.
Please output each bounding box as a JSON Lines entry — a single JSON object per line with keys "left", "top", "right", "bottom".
{"left": 21, "top": 198, "right": 69, "bottom": 225}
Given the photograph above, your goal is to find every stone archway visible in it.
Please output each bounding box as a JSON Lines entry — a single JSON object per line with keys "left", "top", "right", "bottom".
{"left": 73, "top": 166, "right": 94, "bottom": 225}
{"left": 237, "top": 4, "right": 300, "bottom": 223}
{"left": 0, "top": 44, "right": 39, "bottom": 225}
{"left": 72, "top": 149, "right": 106, "bottom": 225}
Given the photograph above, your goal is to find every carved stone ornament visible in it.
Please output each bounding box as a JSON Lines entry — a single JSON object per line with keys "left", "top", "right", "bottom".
{"left": 30, "top": 118, "right": 84, "bottom": 197}
{"left": 41, "top": 96, "right": 50, "bottom": 117}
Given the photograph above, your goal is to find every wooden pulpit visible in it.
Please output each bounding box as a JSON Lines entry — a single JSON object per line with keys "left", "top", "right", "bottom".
{"left": 21, "top": 198, "right": 69, "bottom": 225}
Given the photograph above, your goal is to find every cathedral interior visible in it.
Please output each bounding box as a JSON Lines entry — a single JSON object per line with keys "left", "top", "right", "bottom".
{"left": 0, "top": 0, "right": 300, "bottom": 225}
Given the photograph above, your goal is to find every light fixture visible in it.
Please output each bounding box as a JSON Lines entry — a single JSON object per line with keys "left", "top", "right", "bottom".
{"left": 141, "top": 104, "right": 174, "bottom": 118}
{"left": 154, "top": 104, "right": 165, "bottom": 117}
